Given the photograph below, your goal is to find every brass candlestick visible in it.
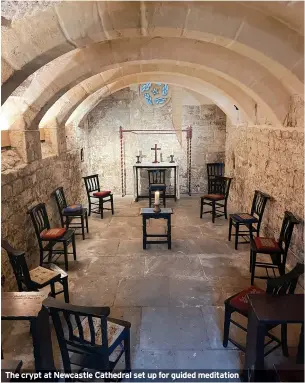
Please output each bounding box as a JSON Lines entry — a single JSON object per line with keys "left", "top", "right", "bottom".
{"left": 169, "top": 155, "right": 175, "bottom": 163}
{"left": 153, "top": 203, "right": 161, "bottom": 213}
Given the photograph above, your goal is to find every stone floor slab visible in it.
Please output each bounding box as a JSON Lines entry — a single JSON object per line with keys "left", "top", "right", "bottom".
{"left": 114, "top": 276, "right": 170, "bottom": 307}
{"left": 140, "top": 307, "right": 208, "bottom": 350}
{"left": 145, "top": 255, "right": 205, "bottom": 279}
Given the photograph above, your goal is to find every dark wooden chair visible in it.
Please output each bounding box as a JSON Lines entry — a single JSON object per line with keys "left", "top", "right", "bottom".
{"left": 148, "top": 169, "right": 166, "bottom": 207}
{"left": 207, "top": 162, "right": 225, "bottom": 193}
{"left": 250, "top": 211, "right": 300, "bottom": 285}
{"left": 223, "top": 263, "right": 304, "bottom": 357}
{"left": 83, "top": 174, "right": 114, "bottom": 219}
{"left": 228, "top": 190, "right": 270, "bottom": 250}
{"left": 200, "top": 176, "right": 232, "bottom": 223}
{"left": 28, "top": 203, "right": 76, "bottom": 272}
{"left": 43, "top": 297, "right": 131, "bottom": 375}
{"left": 52, "top": 187, "right": 89, "bottom": 240}
{"left": 1, "top": 359, "right": 23, "bottom": 382}
{"left": 2, "top": 239, "right": 69, "bottom": 303}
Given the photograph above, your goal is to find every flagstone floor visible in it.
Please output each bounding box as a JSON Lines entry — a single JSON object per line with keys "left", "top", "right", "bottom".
{"left": 2, "top": 196, "right": 302, "bottom": 375}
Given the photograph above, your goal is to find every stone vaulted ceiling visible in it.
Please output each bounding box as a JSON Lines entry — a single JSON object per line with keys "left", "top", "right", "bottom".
{"left": 1, "top": 0, "right": 304, "bottom": 144}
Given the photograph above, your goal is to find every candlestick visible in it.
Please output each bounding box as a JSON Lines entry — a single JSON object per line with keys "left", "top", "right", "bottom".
{"left": 169, "top": 154, "right": 175, "bottom": 163}
{"left": 153, "top": 203, "right": 161, "bottom": 213}
{"left": 155, "top": 190, "right": 160, "bottom": 205}
{"left": 136, "top": 155, "right": 141, "bottom": 163}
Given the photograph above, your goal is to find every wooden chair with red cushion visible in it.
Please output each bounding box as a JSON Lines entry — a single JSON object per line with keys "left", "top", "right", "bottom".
{"left": 200, "top": 176, "right": 232, "bottom": 223}
{"left": 28, "top": 203, "right": 76, "bottom": 271}
{"left": 223, "top": 263, "right": 304, "bottom": 357}
{"left": 2, "top": 239, "right": 69, "bottom": 302}
{"left": 250, "top": 211, "right": 300, "bottom": 285}
{"left": 83, "top": 174, "right": 114, "bottom": 219}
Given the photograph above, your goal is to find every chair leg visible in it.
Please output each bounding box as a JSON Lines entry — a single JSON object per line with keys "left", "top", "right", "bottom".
{"left": 163, "top": 191, "right": 166, "bottom": 208}
{"left": 228, "top": 218, "right": 232, "bottom": 241}
{"left": 88, "top": 200, "right": 91, "bottom": 216}
{"left": 223, "top": 303, "right": 232, "bottom": 347}
{"left": 50, "top": 281, "right": 56, "bottom": 298}
{"left": 235, "top": 223, "right": 239, "bottom": 250}
{"left": 212, "top": 201, "right": 216, "bottom": 223}
{"left": 149, "top": 190, "right": 152, "bottom": 208}
{"left": 224, "top": 201, "right": 228, "bottom": 219}
{"left": 63, "top": 242, "right": 68, "bottom": 272}
{"left": 251, "top": 252, "right": 256, "bottom": 285}
{"left": 81, "top": 215, "right": 85, "bottom": 240}
{"left": 72, "top": 233, "right": 76, "bottom": 261}
{"left": 281, "top": 324, "right": 289, "bottom": 357}
{"left": 85, "top": 211, "right": 89, "bottom": 233}
{"left": 249, "top": 249, "right": 253, "bottom": 272}
{"left": 62, "top": 277, "right": 69, "bottom": 303}
{"left": 124, "top": 328, "right": 131, "bottom": 372}
{"left": 111, "top": 194, "right": 114, "bottom": 215}
{"left": 100, "top": 198, "right": 103, "bottom": 219}
{"left": 200, "top": 198, "right": 203, "bottom": 218}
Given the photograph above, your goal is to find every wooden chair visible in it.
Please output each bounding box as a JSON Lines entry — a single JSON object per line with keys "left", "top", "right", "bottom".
{"left": 28, "top": 203, "right": 76, "bottom": 272}
{"left": 52, "top": 187, "right": 89, "bottom": 240}
{"left": 2, "top": 239, "right": 69, "bottom": 303}
{"left": 228, "top": 190, "right": 270, "bottom": 250}
{"left": 83, "top": 174, "right": 114, "bottom": 219}
{"left": 223, "top": 263, "right": 304, "bottom": 357}
{"left": 43, "top": 297, "right": 131, "bottom": 375}
{"left": 250, "top": 211, "right": 300, "bottom": 285}
{"left": 200, "top": 176, "right": 232, "bottom": 223}
{"left": 148, "top": 169, "right": 166, "bottom": 207}
{"left": 207, "top": 162, "right": 225, "bottom": 193}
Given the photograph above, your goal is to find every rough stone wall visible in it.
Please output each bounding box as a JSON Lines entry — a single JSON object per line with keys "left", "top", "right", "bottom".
{"left": 225, "top": 123, "right": 304, "bottom": 264}
{"left": 86, "top": 86, "right": 226, "bottom": 195}
{"left": 1, "top": 151, "right": 88, "bottom": 291}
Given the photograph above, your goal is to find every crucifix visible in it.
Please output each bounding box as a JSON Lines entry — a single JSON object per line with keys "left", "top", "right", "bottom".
{"left": 151, "top": 144, "right": 161, "bottom": 163}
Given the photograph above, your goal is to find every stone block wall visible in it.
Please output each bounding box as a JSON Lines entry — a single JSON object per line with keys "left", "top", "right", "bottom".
{"left": 225, "top": 123, "right": 304, "bottom": 264}
{"left": 86, "top": 86, "right": 226, "bottom": 195}
{"left": 1, "top": 151, "right": 88, "bottom": 291}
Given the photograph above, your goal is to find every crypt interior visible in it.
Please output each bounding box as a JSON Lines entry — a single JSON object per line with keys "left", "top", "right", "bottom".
{"left": 1, "top": 0, "right": 304, "bottom": 379}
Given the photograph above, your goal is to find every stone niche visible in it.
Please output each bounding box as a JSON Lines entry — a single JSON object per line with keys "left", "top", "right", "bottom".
{"left": 85, "top": 85, "right": 226, "bottom": 195}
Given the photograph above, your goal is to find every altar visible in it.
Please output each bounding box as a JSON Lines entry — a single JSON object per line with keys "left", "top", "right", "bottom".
{"left": 133, "top": 162, "right": 180, "bottom": 201}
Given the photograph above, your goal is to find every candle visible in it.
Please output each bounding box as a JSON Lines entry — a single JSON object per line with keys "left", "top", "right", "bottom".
{"left": 155, "top": 190, "right": 160, "bottom": 205}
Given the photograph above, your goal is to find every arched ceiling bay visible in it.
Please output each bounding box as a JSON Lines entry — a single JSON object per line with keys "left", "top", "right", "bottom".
{"left": 1, "top": 0, "right": 303, "bottom": 101}
{"left": 40, "top": 63, "right": 258, "bottom": 131}
{"left": 1, "top": 37, "right": 296, "bottom": 131}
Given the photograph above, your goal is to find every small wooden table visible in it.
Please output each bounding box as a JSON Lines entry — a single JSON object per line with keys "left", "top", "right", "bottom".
{"left": 2, "top": 292, "right": 55, "bottom": 373}
{"left": 141, "top": 208, "right": 173, "bottom": 249}
{"left": 244, "top": 294, "right": 304, "bottom": 382}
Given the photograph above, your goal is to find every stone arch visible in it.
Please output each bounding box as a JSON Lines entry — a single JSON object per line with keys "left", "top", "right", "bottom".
{"left": 2, "top": 1, "right": 303, "bottom": 98}
{"left": 2, "top": 37, "right": 295, "bottom": 136}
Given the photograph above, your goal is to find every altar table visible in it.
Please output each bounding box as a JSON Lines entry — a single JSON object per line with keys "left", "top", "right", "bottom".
{"left": 133, "top": 162, "right": 180, "bottom": 201}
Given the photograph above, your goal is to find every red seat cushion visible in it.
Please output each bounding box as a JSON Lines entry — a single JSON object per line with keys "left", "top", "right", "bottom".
{"left": 40, "top": 228, "right": 66, "bottom": 240}
{"left": 254, "top": 237, "right": 281, "bottom": 252}
{"left": 93, "top": 191, "right": 111, "bottom": 198}
{"left": 203, "top": 194, "right": 225, "bottom": 200}
{"left": 230, "top": 286, "right": 265, "bottom": 314}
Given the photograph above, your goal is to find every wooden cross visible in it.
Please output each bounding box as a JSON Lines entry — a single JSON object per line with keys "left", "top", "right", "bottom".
{"left": 151, "top": 144, "right": 161, "bottom": 163}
